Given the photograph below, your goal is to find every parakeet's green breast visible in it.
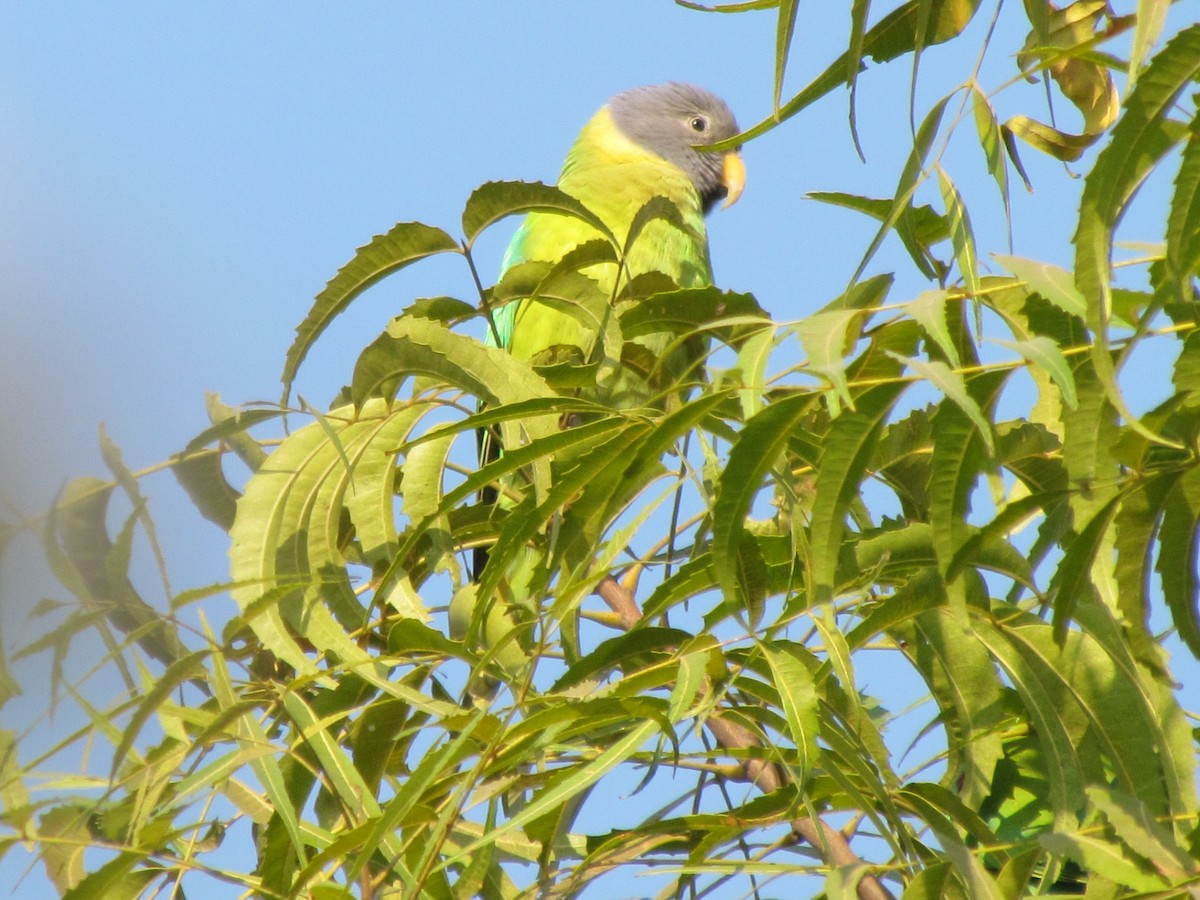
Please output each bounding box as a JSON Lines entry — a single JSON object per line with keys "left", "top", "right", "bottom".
{"left": 491, "top": 83, "right": 743, "bottom": 408}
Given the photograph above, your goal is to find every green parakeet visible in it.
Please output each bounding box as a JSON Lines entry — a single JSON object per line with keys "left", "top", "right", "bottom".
{"left": 488, "top": 82, "right": 744, "bottom": 404}
{"left": 474, "top": 82, "right": 743, "bottom": 580}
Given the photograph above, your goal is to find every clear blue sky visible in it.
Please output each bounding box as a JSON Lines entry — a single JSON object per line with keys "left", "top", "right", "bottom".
{"left": 1, "top": 3, "right": 1195, "bottom": 898}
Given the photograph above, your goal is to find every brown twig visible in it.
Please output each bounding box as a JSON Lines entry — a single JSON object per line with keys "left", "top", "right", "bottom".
{"left": 591, "top": 574, "right": 896, "bottom": 900}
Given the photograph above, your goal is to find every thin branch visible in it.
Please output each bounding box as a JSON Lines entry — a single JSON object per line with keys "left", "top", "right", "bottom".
{"left": 590, "top": 576, "right": 897, "bottom": 900}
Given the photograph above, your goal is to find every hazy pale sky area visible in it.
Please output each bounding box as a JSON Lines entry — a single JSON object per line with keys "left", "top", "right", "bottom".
{"left": 1, "top": 3, "right": 1196, "bottom": 898}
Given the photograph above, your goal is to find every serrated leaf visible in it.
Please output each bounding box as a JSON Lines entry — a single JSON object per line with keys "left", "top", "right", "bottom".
{"left": 1039, "top": 832, "right": 1167, "bottom": 891}
{"left": 229, "top": 399, "right": 418, "bottom": 675}
{"left": 352, "top": 315, "right": 556, "bottom": 411}
{"left": 282, "top": 221, "right": 459, "bottom": 400}
{"left": 712, "top": 394, "right": 815, "bottom": 609}
{"left": 969, "top": 615, "right": 1084, "bottom": 832}
{"left": 1075, "top": 25, "right": 1200, "bottom": 448}
{"left": 762, "top": 642, "right": 818, "bottom": 788}
{"left": 926, "top": 369, "right": 1008, "bottom": 583}
{"left": 110, "top": 651, "right": 208, "bottom": 779}
{"left": 618, "top": 287, "right": 766, "bottom": 342}
{"left": 993, "top": 255, "right": 1086, "bottom": 319}
{"left": 991, "top": 336, "right": 1077, "bottom": 408}
{"left": 462, "top": 180, "right": 616, "bottom": 246}
{"left": 890, "top": 354, "right": 995, "bottom": 455}
{"left": 972, "top": 86, "right": 1013, "bottom": 231}
{"left": 1085, "top": 785, "right": 1195, "bottom": 879}
{"left": 453, "top": 718, "right": 660, "bottom": 865}
{"left": 1157, "top": 465, "right": 1200, "bottom": 658}
{"left": 810, "top": 380, "right": 909, "bottom": 602}
{"left": 905, "top": 290, "right": 961, "bottom": 368}
{"left": 796, "top": 308, "right": 864, "bottom": 414}
{"left": 1128, "top": 0, "right": 1170, "bottom": 94}
{"left": 1158, "top": 111, "right": 1200, "bottom": 308}
{"left": 773, "top": 0, "right": 799, "bottom": 111}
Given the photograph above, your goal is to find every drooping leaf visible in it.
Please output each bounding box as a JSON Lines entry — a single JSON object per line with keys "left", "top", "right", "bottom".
{"left": 705, "top": 0, "right": 979, "bottom": 149}
{"left": 1157, "top": 465, "right": 1200, "bottom": 658}
{"left": 1156, "top": 110, "right": 1200, "bottom": 308}
{"left": 810, "top": 380, "right": 910, "bottom": 603}
{"left": 972, "top": 86, "right": 1013, "bottom": 235}
{"left": 1075, "top": 24, "right": 1200, "bottom": 446}
{"left": 937, "top": 167, "right": 981, "bottom": 297}
{"left": 712, "top": 394, "right": 816, "bottom": 610}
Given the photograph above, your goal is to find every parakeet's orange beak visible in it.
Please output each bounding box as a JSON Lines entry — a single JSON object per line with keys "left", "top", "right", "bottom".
{"left": 721, "top": 151, "right": 746, "bottom": 209}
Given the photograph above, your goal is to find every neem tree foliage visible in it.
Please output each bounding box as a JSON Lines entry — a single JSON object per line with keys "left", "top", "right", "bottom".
{"left": 3, "top": 3, "right": 1200, "bottom": 898}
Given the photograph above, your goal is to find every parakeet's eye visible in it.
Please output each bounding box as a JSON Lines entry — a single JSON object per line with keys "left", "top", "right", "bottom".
{"left": 689, "top": 116, "right": 708, "bottom": 133}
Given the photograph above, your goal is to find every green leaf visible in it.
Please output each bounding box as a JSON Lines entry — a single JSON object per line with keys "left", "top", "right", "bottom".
{"left": 282, "top": 221, "right": 459, "bottom": 400}
{"left": 761, "top": 641, "right": 819, "bottom": 788}
{"left": 972, "top": 86, "right": 1013, "bottom": 234}
{"left": 773, "top": 0, "right": 799, "bottom": 111}
{"left": 1050, "top": 492, "right": 1122, "bottom": 643}
{"left": 704, "top": 0, "right": 979, "bottom": 149}
{"left": 905, "top": 290, "right": 960, "bottom": 368}
{"left": 712, "top": 394, "right": 815, "bottom": 610}
{"left": 60, "top": 853, "right": 159, "bottom": 900}
{"left": 900, "top": 786, "right": 1005, "bottom": 900}
{"left": 810, "top": 380, "right": 909, "bottom": 602}
{"left": 171, "top": 449, "right": 239, "bottom": 532}
{"left": 891, "top": 354, "right": 996, "bottom": 455}
{"left": 991, "top": 336, "right": 1077, "bottom": 409}
{"left": 1157, "top": 111, "right": 1200, "bottom": 308}
{"left": 808, "top": 192, "right": 949, "bottom": 280}
{"left": 970, "top": 614, "right": 1084, "bottom": 832}
{"left": 887, "top": 578, "right": 1006, "bottom": 808}
{"left": 191, "top": 393, "right": 276, "bottom": 469}
{"left": 1128, "top": 0, "right": 1171, "bottom": 94}
{"left": 352, "top": 315, "right": 556, "bottom": 411}
{"left": 53, "top": 478, "right": 187, "bottom": 668}
{"left": 1061, "top": 355, "right": 1120, "bottom": 528}
{"left": 926, "top": 369, "right": 1008, "bottom": 583}
{"left": 454, "top": 718, "right": 660, "bottom": 863}
{"left": 1075, "top": 24, "right": 1200, "bottom": 447}
{"left": 1085, "top": 785, "right": 1195, "bottom": 879}
{"left": 618, "top": 287, "right": 767, "bottom": 343}
{"left": 796, "top": 308, "right": 864, "bottom": 414}
{"left": 461, "top": 180, "right": 616, "bottom": 246}
{"left": 992, "top": 255, "right": 1087, "bottom": 320}
{"left": 1038, "top": 832, "right": 1167, "bottom": 891}
{"left": 1005, "top": 114, "right": 1097, "bottom": 162}
{"left": 937, "top": 168, "right": 981, "bottom": 297}
{"left": 1157, "top": 465, "right": 1200, "bottom": 658}
{"left": 229, "top": 399, "right": 421, "bottom": 675}
{"left": 854, "top": 95, "right": 951, "bottom": 285}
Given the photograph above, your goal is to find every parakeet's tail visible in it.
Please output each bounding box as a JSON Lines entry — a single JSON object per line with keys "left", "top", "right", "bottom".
{"left": 473, "top": 423, "right": 501, "bottom": 580}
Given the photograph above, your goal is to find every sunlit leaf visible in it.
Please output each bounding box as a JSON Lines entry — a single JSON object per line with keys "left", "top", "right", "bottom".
{"left": 1075, "top": 25, "right": 1200, "bottom": 447}
{"left": 991, "top": 336, "right": 1077, "bottom": 408}
{"left": 282, "top": 221, "right": 459, "bottom": 400}
{"left": 462, "top": 180, "right": 616, "bottom": 247}
{"left": 1039, "top": 831, "right": 1167, "bottom": 891}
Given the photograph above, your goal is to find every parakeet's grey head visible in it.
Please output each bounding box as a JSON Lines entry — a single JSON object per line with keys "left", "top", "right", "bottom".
{"left": 608, "top": 82, "right": 744, "bottom": 213}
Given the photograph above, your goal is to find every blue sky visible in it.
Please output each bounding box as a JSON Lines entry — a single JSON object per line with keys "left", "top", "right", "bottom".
{"left": 1, "top": 3, "right": 1196, "bottom": 898}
